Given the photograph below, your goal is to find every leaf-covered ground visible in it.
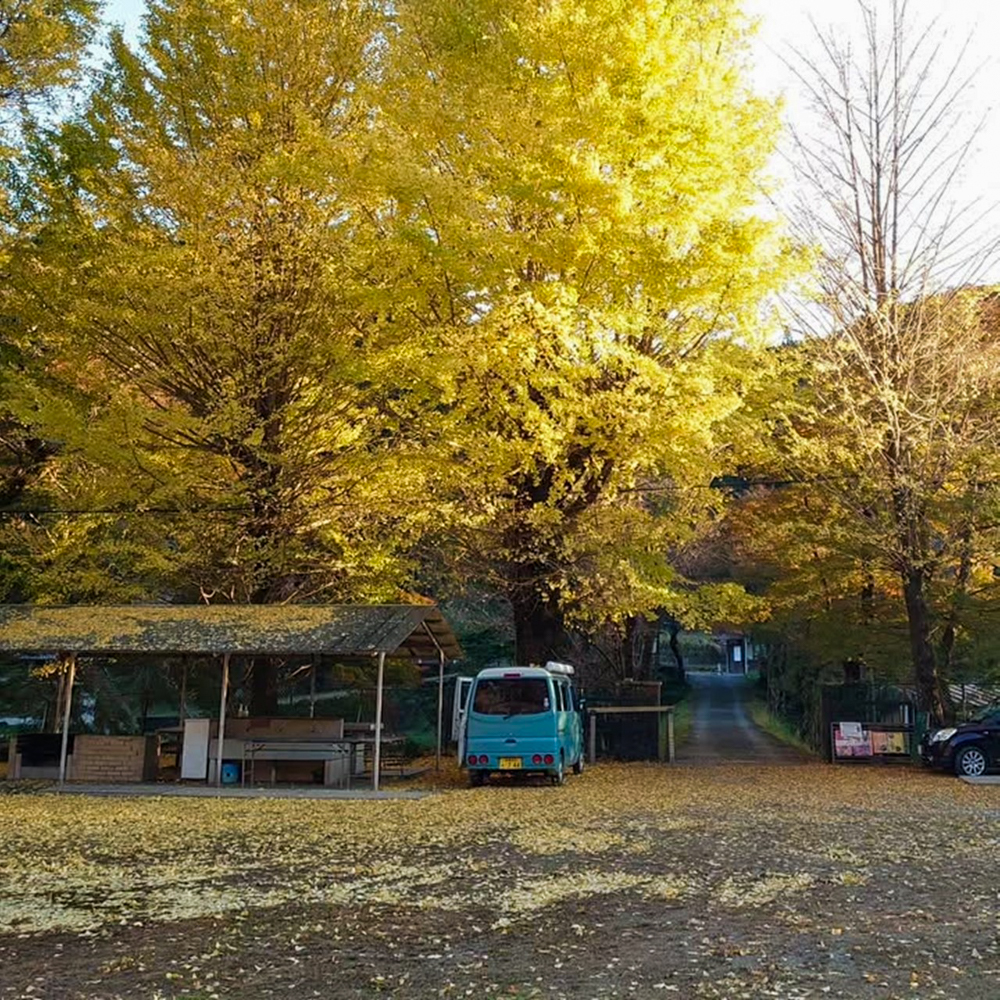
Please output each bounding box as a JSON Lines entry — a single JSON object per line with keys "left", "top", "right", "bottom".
{"left": 0, "top": 763, "right": 998, "bottom": 999}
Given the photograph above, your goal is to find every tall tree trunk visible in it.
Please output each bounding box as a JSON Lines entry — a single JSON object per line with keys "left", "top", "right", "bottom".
{"left": 901, "top": 567, "right": 946, "bottom": 721}
{"left": 511, "top": 587, "right": 569, "bottom": 666}
{"left": 178, "top": 660, "right": 188, "bottom": 726}
{"left": 250, "top": 657, "right": 279, "bottom": 716}
{"left": 50, "top": 670, "right": 66, "bottom": 734}
{"left": 666, "top": 619, "right": 684, "bottom": 678}
{"left": 940, "top": 521, "right": 973, "bottom": 681}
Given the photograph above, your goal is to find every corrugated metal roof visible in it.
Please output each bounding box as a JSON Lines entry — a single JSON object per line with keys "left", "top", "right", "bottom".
{"left": 0, "top": 604, "right": 462, "bottom": 660}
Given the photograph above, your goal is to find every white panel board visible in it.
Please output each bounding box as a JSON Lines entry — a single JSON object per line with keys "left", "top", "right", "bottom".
{"left": 180, "top": 718, "right": 211, "bottom": 780}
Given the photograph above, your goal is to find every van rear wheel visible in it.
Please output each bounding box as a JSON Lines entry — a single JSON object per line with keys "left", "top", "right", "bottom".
{"left": 551, "top": 755, "right": 565, "bottom": 786}
{"left": 469, "top": 770, "right": 488, "bottom": 787}
{"left": 573, "top": 754, "right": 584, "bottom": 776}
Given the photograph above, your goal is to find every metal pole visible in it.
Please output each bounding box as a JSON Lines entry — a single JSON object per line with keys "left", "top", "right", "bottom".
{"left": 667, "top": 708, "right": 675, "bottom": 763}
{"left": 372, "top": 651, "right": 386, "bottom": 792}
{"left": 58, "top": 654, "right": 77, "bottom": 785}
{"left": 215, "top": 652, "right": 230, "bottom": 787}
{"left": 588, "top": 711, "right": 597, "bottom": 765}
{"left": 435, "top": 649, "right": 445, "bottom": 771}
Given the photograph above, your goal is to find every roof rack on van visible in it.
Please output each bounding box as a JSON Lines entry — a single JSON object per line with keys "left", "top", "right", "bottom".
{"left": 544, "top": 661, "right": 575, "bottom": 676}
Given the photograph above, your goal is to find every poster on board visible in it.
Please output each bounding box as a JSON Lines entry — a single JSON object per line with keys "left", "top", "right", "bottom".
{"left": 833, "top": 721, "right": 872, "bottom": 758}
{"left": 869, "top": 730, "right": 908, "bottom": 755}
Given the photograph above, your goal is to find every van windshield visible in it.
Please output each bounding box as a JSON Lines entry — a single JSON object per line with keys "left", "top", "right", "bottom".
{"left": 473, "top": 678, "right": 550, "bottom": 716}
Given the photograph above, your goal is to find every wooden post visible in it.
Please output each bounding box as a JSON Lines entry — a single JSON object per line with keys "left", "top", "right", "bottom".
{"left": 657, "top": 710, "right": 667, "bottom": 763}
{"left": 435, "top": 649, "right": 445, "bottom": 772}
{"left": 372, "top": 651, "right": 386, "bottom": 792}
{"left": 668, "top": 707, "right": 675, "bottom": 763}
{"left": 58, "top": 653, "right": 77, "bottom": 785}
{"left": 588, "top": 711, "right": 597, "bottom": 765}
{"left": 215, "top": 652, "right": 231, "bottom": 787}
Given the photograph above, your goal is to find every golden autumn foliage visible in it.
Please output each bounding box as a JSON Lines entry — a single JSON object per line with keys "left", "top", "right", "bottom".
{"left": 0, "top": 0, "right": 794, "bottom": 662}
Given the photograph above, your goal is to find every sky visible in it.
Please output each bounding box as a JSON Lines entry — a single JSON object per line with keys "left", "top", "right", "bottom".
{"left": 742, "top": 0, "right": 1000, "bottom": 241}
{"left": 101, "top": 0, "right": 1000, "bottom": 275}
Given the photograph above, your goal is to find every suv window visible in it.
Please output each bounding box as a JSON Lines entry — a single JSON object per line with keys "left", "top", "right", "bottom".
{"left": 473, "top": 678, "right": 550, "bottom": 716}
{"left": 970, "top": 706, "right": 1000, "bottom": 725}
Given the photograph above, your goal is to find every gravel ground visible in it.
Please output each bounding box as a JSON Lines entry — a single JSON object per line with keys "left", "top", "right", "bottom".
{"left": 1, "top": 757, "right": 998, "bottom": 1000}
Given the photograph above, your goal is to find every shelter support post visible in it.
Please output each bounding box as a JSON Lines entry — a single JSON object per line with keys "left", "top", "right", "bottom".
{"left": 58, "top": 653, "right": 77, "bottom": 785}
{"left": 372, "top": 651, "right": 386, "bottom": 792}
{"left": 436, "top": 648, "right": 445, "bottom": 771}
{"left": 215, "top": 652, "right": 231, "bottom": 787}
{"left": 589, "top": 711, "right": 597, "bottom": 765}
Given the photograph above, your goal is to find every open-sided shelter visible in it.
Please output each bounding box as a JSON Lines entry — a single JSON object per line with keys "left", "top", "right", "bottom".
{"left": 0, "top": 604, "right": 462, "bottom": 790}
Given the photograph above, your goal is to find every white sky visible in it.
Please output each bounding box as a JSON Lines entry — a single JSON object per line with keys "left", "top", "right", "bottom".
{"left": 743, "top": 0, "right": 1000, "bottom": 234}
{"left": 102, "top": 0, "right": 1000, "bottom": 276}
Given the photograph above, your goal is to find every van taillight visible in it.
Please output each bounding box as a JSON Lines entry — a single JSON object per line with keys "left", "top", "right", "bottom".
{"left": 532, "top": 754, "right": 542, "bottom": 764}
{"left": 467, "top": 754, "right": 477, "bottom": 765}
{"left": 478, "top": 755, "right": 489, "bottom": 765}
{"left": 543, "top": 753, "right": 554, "bottom": 765}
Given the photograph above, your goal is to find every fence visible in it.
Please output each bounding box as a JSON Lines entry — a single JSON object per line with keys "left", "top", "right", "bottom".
{"left": 821, "top": 684, "right": 918, "bottom": 762}
{"left": 587, "top": 706, "right": 675, "bottom": 763}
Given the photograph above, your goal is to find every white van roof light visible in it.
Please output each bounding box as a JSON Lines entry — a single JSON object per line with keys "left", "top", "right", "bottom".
{"left": 544, "top": 661, "right": 575, "bottom": 676}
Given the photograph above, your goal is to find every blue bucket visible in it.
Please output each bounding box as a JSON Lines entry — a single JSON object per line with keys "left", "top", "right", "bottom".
{"left": 220, "top": 761, "right": 241, "bottom": 785}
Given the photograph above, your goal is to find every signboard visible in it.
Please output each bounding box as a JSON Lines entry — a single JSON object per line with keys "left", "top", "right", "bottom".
{"left": 869, "top": 730, "right": 908, "bottom": 755}
{"left": 833, "top": 722, "right": 871, "bottom": 758}
{"left": 832, "top": 722, "right": 911, "bottom": 761}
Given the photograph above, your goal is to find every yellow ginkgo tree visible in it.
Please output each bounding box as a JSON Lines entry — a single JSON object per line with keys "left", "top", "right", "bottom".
{"left": 380, "top": 0, "right": 793, "bottom": 662}
{"left": 4, "top": 0, "right": 793, "bottom": 689}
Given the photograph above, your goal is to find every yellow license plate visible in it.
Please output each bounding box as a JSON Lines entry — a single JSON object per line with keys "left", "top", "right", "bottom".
{"left": 499, "top": 757, "right": 522, "bottom": 770}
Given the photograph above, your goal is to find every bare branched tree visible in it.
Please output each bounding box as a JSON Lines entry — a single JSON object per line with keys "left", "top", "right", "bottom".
{"left": 784, "top": 0, "right": 1000, "bottom": 719}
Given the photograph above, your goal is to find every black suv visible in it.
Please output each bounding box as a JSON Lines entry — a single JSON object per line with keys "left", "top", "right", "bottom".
{"left": 920, "top": 705, "right": 1000, "bottom": 777}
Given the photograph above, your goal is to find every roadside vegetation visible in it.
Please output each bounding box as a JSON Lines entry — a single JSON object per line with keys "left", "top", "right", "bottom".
{"left": 744, "top": 692, "right": 817, "bottom": 758}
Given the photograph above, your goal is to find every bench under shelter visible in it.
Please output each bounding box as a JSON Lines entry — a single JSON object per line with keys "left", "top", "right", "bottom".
{"left": 0, "top": 603, "right": 461, "bottom": 790}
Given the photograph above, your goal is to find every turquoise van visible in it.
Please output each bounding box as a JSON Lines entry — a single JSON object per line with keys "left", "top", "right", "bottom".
{"left": 462, "top": 662, "right": 585, "bottom": 786}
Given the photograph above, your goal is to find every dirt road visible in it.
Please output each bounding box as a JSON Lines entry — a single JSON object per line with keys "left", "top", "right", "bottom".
{"left": 680, "top": 671, "right": 811, "bottom": 764}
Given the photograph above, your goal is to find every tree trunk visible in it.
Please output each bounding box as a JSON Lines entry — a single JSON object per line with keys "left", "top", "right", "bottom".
{"left": 178, "top": 660, "right": 188, "bottom": 726}
{"left": 666, "top": 620, "right": 684, "bottom": 678}
{"left": 901, "top": 567, "right": 947, "bottom": 721}
{"left": 250, "top": 656, "right": 279, "bottom": 716}
{"left": 511, "top": 589, "right": 569, "bottom": 666}
{"left": 940, "top": 521, "right": 973, "bottom": 681}
{"left": 625, "top": 615, "right": 655, "bottom": 680}
{"left": 50, "top": 670, "right": 66, "bottom": 733}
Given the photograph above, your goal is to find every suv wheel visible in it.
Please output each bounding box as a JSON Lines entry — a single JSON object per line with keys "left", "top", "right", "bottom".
{"left": 955, "top": 745, "right": 988, "bottom": 777}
